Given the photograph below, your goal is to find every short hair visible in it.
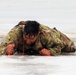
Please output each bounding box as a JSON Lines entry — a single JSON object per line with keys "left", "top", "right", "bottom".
{"left": 24, "top": 20, "right": 40, "bottom": 36}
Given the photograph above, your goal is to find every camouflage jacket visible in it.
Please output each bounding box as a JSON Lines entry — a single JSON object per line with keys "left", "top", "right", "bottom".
{"left": 0, "top": 24, "right": 75, "bottom": 55}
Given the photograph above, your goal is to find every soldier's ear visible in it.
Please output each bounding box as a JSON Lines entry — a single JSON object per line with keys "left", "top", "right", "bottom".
{"left": 38, "top": 32, "right": 40, "bottom": 35}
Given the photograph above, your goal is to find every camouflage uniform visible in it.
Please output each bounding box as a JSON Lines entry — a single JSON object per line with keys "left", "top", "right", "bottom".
{"left": 0, "top": 22, "right": 75, "bottom": 55}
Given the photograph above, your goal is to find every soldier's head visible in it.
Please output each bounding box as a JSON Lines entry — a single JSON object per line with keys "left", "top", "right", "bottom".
{"left": 23, "top": 20, "right": 40, "bottom": 45}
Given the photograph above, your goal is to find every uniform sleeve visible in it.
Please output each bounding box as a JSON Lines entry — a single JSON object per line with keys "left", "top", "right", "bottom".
{"left": 47, "top": 38, "right": 64, "bottom": 56}
{"left": 41, "top": 33, "right": 64, "bottom": 56}
{"left": 0, "top": 25, "right": 23, "bottom": 55}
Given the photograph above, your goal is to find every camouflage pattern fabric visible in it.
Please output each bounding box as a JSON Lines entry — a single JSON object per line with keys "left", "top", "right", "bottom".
{"left": 0, "top": 22, "right": 75, "bottom": 55}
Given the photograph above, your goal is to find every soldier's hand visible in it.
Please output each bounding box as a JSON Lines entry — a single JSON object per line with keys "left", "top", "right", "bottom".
{"left": 6, "top": 44, "right": 15, "bottom": 55}
{"left": 39, "top": 48, "right": 50, "bottom": 56}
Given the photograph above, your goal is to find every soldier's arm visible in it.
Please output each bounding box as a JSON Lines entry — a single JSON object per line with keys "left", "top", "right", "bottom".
{"left": 0, "top": 25, "right": 22, "bottom": 55}
{"left": 39, "top": 40, "right": 64, "bottom": 56}
{"left": 46, "top": 37, "right": 64, "bottom": 56}
{"left": 40, "top": 33, "right": 64, "bottom": 56}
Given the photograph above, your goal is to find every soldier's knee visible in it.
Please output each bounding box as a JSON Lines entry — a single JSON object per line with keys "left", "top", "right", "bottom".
{"left": 61, "top": 46, "right": 76, "bottom": 53}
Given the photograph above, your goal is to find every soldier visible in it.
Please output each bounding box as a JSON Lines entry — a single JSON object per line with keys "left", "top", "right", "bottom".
{"left": 0, "top": 20, "right": 75, "bottom": 56}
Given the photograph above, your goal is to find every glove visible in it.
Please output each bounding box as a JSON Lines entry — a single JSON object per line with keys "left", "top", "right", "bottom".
{"left": 39, "top": 48, "right": 51, "bottom": 56}
{"left": 6, "top": 44, "right": 15, "bottom": 55}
